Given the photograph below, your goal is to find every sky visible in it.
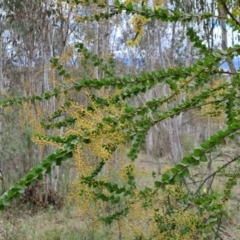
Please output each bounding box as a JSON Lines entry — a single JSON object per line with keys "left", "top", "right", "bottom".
{"left": 220, "top": 57, "right": 240, "bottom": 71}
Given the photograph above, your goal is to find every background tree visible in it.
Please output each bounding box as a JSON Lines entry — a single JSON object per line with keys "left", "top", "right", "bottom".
{"left": 1, "top": 0, "right": 240, "bottom": 238}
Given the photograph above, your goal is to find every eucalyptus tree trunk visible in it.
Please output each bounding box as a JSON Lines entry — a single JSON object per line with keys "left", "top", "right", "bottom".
{"left": 0, "top": 31, "right": 3, "bottom": 185}
{"left": 206, "top": 116, "right": 213, "bottom": 193}
{"left": 45, "top": 1, "right": 74, "bottom": 195}
{"left": 144, "top": 20, "right": 156, "bottom": 165}
{"left": 94, "top": 21, "right": 99, "bottom": 80}
{"left": 165, "top": 22, "right": 184, "bottom": 164}
{"left": 0, "top": 35, "right": 3, "bottom": 92}
{"left": 0, "top": 0, "right": 74, "bottom": 203}
{"left": 218, "top": 2, "right": 236, "bottom": 74}
{"left": 168, "top": 117, "right": 183, "bottom": 164}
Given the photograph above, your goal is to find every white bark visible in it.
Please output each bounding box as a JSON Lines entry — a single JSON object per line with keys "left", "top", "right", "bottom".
{"left": 218, "top": 5, "right": 236, "bottom": 74}
{"left": 206, "top": 117, "right": 212, "bottom": 192}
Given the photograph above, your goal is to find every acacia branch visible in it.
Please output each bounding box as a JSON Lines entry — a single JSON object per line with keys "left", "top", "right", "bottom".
{"left": 195, "top": 156, "right": 240, "bottom": 195}
{"left": 220, "top": 0, "right": 240, "bottom": 27}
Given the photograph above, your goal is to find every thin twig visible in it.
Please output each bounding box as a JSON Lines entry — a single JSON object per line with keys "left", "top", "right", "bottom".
{"left": 221, "top": 1, "right": 240, "bottom": 27}
{"left": 195, "top": 156, "right": 240, "bottom": 195}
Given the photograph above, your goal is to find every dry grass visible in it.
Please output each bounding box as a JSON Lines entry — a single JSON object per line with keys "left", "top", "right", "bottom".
{"left": 0, "top": 206, "right": 90, "bottom": 240}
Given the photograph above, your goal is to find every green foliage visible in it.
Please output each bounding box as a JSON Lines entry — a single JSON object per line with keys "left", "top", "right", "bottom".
{"left": 1, "top": 0, "right": 240, "bottom": 238}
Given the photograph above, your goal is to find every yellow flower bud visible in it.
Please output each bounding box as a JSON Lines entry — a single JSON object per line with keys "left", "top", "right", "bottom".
{"left": 202, "top": 188, "right": 207, "bottom": 194}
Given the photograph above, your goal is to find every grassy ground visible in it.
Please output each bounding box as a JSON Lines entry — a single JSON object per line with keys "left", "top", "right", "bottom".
{"left": 1, "top": 204, "right": 239, "bottom": 240}
{"left": 0, "top": 206, "right": 82, "bottom": 240}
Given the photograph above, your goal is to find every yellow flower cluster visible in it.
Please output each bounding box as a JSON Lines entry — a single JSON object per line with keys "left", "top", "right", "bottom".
{"left": 201, "top": 79, "right": 227, "bottom": 122}
{"left": 63, "top": 98, "right": 126, "bottom": 164}
{"left": 126, "top": 0, "right": 165, "bottom": 47}
{"left": 127, "top": 15, "right": 150, "bottom": 47}
{"left": 232, "top": 7, "right": 240, "bottom": 18}
{"left": 154, "top": 0, "right": 166, "bottom": 8}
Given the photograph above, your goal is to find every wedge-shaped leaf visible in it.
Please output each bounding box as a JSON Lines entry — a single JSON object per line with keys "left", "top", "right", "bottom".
{"left": 211, "top": 145, "right": 217, "bottom": 152}
{"left": 173, "top": 174, "right": 182, "bottom": 182}
{"left": 18, "top": 179, "right": 27, "bottom": 187}
{"left": 34, "top": 167, "right": 44, "bottom": 174}
{"left": 192, "top": 155, "right": 200, "bottom": 161}
{"left": 26, "top": 173, "right": 36, "bottom": 181}
{"left": 7, "top": 189, "right": 16, "bottom": 199}
{"left": 154, "top": 181, "right": 162, "bottom": 188}
{"left": 200, "top": 154, "right": 208, "bottom": 162}
{"left": 182, "top": 157, "right": 191, "bottom": 165}
{"left": 171, "top": 168, "right": 179, "bottom": 174}
{"left": 0, "top": 203, "right": 4, "bottom": 210}
{"left": 42, "top": 160, "right": 52, "bottom": 168}
{"left": 56, "top": 157, "right": 63, "bottom": 166}
{"left": 18, "top": 188, "right": 25, "bottom": 194}
{"left": 193, "top": 149, "right": 202, "bottom": 157}
{"left": 179, "top": 168, "right": 190, "bottom": 178}
{"left": 46, "top": 167, "right": 52, "bottom": 174}
{"left": 200, "top": 140, "right": 211, "bottom": 150}
{"left": 162, "top": 173, "right": 171, "bottom": 182}
{"left": 189, "top": 159, "right": 200, "bottom": 166}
